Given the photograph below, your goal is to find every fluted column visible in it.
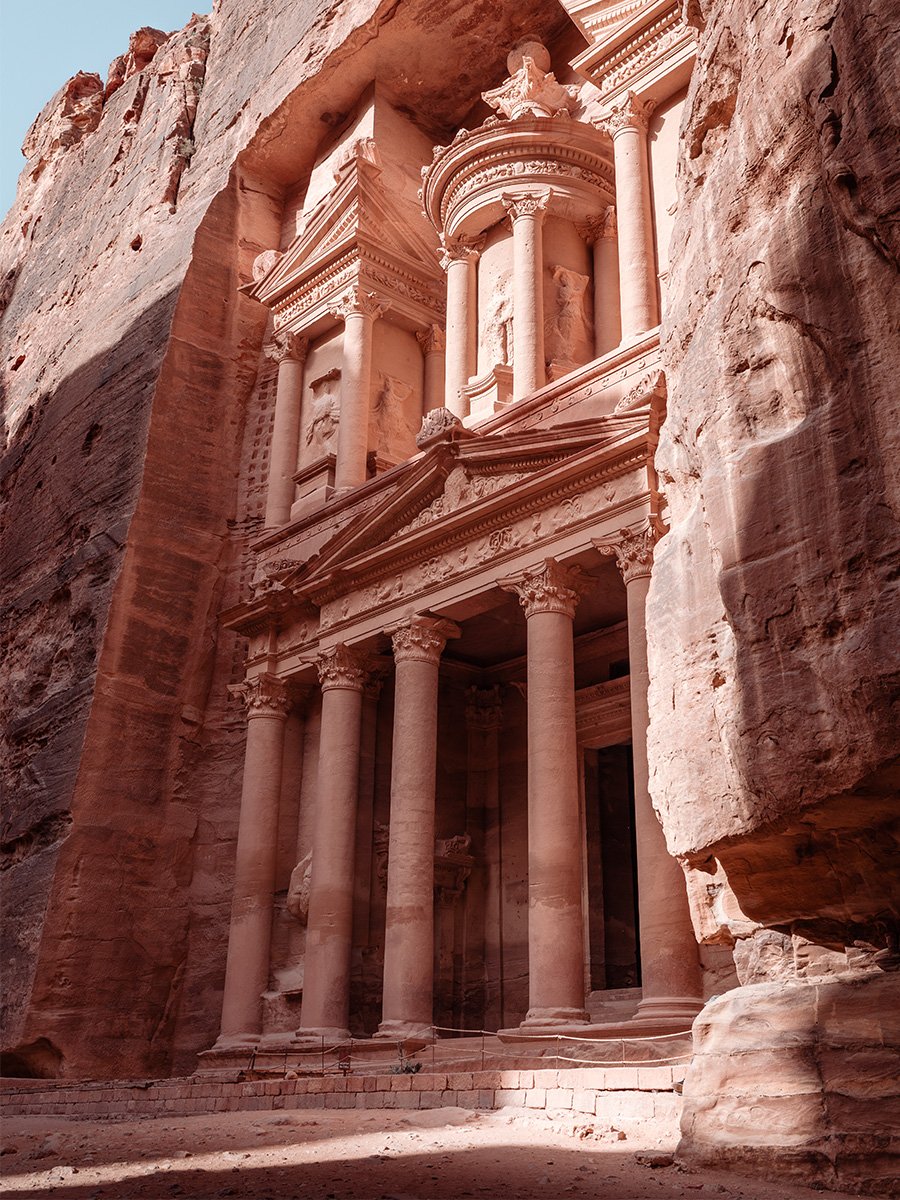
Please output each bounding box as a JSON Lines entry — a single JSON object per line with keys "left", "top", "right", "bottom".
{"left": 596, "top": 524, "right": 702, "bottom": 1022}
{"left": 602, "top": 93, "right": 658, "bottom": 342}
{"left": 376, "top": 615, "right": 460, "bottom": 1039}
{"left": 500, "top": 560, "right": 589, "bottom": 1026}
{"left": 329, "top": 287, "right": 389, "bottom": 493}
{"left": 580, "top": 207, "right": 621, "bottom": 357}
{"left": 263, "top": 331, "right": 309, "bottom": 528}
{"left": 502, "top": 191, "right": 550, "bottom": 401}
{"left": 440, "top": 239, "right": 481, "bottom": 419}
{"left": 297, "top": 645, "right": 369, "bottom": 1040}
{"left": 417, "top": 324, "right": 446, "bottom": 413}
{"left": 217, "top": 673, "right": 291, "bottom": 1046}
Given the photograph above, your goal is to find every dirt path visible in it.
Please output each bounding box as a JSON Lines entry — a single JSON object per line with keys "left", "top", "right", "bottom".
{"left": 0, "top": 1107, "right": 865, "bottom": 1200}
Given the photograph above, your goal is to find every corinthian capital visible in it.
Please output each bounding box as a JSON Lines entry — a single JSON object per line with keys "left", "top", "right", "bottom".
{"left": 264, "top": 330, "right": 309, "bottom": 365}
{"left": 578, "top": 205, "right": 617, "bottom": 244}
{"left": 416, "top": 324, "right": 446, "bottom": 354}
{"left": 438, "top": 234, "right": 485, "bottom": 271}
{"left": 329, "top": 287, "right": 391, "bottom": 323}
{"left": 599, "top": 91, "right": 655, "bottom": 136}
{"left": 389, "top": 615, "right": 461, "bottom": 665}
{"left": 501, "top": 190, "right": 552, "bottom": 222}
{"left": 315, "top": 644, "right": 370, "bottom": 692}
{"left": 499, "top": 558, "right": 586, "bottom": 619}
{"left": 228, "top": 672, "right": 291, "bottom": 717}
{"left": 594, "top": 521, "right": 658, "bottom": 583}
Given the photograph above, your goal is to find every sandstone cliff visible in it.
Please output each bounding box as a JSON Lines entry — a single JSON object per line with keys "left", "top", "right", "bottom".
{"left": 649, "top": 0, "right": 899, "bottom": 1190}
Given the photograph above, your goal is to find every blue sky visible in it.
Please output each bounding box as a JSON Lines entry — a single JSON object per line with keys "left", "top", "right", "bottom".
{"left": 1, "top": 1, "right": 203, "bottom": 217}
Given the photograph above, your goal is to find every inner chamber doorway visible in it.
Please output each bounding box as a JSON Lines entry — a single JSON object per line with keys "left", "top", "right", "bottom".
{"left": 583, "top": 744, "right": 641, "bottom": 993}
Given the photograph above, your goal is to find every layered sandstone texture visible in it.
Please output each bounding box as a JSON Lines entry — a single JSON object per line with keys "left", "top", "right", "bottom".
{"left": 0, "top": 0, "right": 572, "bottom": 1080}
{"left": 648, "top": 0, "right": 899, "bottom": 1191}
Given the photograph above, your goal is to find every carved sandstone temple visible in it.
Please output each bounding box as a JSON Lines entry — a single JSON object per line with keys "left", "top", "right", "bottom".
{"left": 204, "top": 17, "right": 706, "bottom": 1061}
{"left": 2, "top": 0, "right": 897, "bottom": 1192}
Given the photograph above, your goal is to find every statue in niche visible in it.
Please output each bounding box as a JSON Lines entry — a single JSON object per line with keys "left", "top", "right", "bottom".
{"left": 483, "top": 276, "right": 514, "bottom": 369}
{"left": 546, "top": 265, "right": 591, "bottom": 371}
{"left": 374, "top": 372, "right": 416, "bottom": 452}
{"left": 305, "top": 369, "right": 341, "bottom": 455}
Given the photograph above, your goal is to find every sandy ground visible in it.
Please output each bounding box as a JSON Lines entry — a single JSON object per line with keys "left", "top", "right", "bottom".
{"left": 0, "top": 1107, "right": 868, "bottom": 1200}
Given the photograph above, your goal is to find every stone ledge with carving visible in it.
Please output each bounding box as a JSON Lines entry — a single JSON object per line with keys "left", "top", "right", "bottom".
{"left": 614, "top": 368, "right": 666, "bottom": 413}
{"left": 416, "top": 406, "right": 463, "bottom": 448}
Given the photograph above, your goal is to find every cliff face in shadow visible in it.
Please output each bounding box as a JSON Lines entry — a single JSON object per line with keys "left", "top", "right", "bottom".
{"left": 649, "top": 0, "right": 899, "bottom": 1190}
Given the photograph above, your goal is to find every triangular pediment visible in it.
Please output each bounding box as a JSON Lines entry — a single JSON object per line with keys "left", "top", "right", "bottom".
{"left": 289, "top": 412, "right": 650, "bottom": 596}
{"left": 250, "top": 157, "right": 441, "bottom": 310}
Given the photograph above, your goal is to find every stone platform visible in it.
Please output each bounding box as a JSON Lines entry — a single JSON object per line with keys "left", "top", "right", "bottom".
{"left": 0, "top": 1062, "right": 685, "bottom": 1134}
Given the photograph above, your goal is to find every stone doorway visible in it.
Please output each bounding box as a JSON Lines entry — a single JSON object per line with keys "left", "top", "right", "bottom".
{"left": 583, "top": 744, "right": 641, "bottom": 1003}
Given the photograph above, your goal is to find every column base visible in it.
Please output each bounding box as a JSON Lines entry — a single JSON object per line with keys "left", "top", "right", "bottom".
{"left": 522, "top": 1006, "right": 590, "bottom": 1027}
{"left": 210, "top": 1032, "right": 260, "bottom": 1051}
{"left": 293, "top": 1026, "right": 352, "bottom": 1046}
{"left": 633, "top": 996, "right": 704, "bottom": 1024}
{"left": 373, "top": 1020, "right": 435, "bottom": 1042}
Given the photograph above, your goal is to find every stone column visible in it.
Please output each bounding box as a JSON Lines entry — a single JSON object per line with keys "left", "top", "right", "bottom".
{"left": 596, "top": 525, "right": 702, "bottom": 1022}
{"left": 377, "top": 615, "right": 460, "bottom": 1039}
{"left": 602, "top": 92, "right": 658, "bottom": 342}
{"left": 297, "top": 644, "right": 369, "bottom": 1040}
{"left": 217, "top": 673, "right": 291, "bottom": 1046}
{"left": 581, "top": 207, "right": 621, "bottom": 357}
{"left": 329, "top": 287, "right": 389, "bottom": 493}
{"left": 417, "top": 325, "right": 446, "bottom": 413}
{"left": 500, "top": 560, "right": 589, "bottom": 1026}
{"left": 262, "top": 331, "right": 309, "bottom": 528}
{"left": 502, "top": 191, "right": 550, "bottom": 401}
{"left": 440, "top": 239, "right": 481, "bottom": 419}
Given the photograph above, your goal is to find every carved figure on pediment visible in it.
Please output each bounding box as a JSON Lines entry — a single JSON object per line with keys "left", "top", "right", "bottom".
{"left": 374, "top": 373, "right": 416, "bottom": 452}
{"left": 286, "top": 850, "right": 313, "bottom": 924}
{"left": 482, "top": 40, "right": 575, "bottom": 121}
{"left": 482, "top": 275, "right": 514, "bottom": 369}
{"left": 545, "top": 265, "right": 591, "bottom": 371}
{"left": 252, "top": 249, "right": 283, "bottom": 282}
{"left": 416, "top": 406, "right": 462, "bottom": 447}
{"left": 305, "top": 369, "right": 341, "bottom": 453}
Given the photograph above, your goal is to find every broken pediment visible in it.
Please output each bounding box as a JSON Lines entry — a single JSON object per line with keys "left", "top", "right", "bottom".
{"left": 288, "top": 413, "right": 652, "bottom": 594}
{"left": 247, "top": 152, "right": 443, "bottom": 325}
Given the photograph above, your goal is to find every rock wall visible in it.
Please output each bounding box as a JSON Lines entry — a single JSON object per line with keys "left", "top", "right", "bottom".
{"left": 649, "top": 0, "right": 899, "bottom": 1190}
{"left": 1, "top": 0, "right": 572, "bottom": 1080}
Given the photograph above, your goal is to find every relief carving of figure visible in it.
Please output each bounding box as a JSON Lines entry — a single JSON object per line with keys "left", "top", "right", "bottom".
{"left": 375, "top": 372, "right": 416, "bottom": 452}
{"left": 286, "top": 850, "right": 313, "bottom": 924}
{"left": 305, "top": 369, "right": 341, "bottom": 454}
{"left": 546, "top": 265, "right": 591, "bottom": 371}
{"left": 483, "top": 276, "right": 514, "bottom": 369}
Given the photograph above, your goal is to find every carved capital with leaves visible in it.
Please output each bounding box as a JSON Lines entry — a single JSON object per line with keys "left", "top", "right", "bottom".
{"left": 264, "top": 330, "right": 309, "bottom": 365}
{"left": 229, "top": 672, "right": 291, "bottom": 718}
{"left": 499, "top": 557, "right": 586, "bottom": 619}
{"left": 329, "top": 286, "right": 391, "bottom": 323}
{"left": 599, "top": 90, "right": 655, "bottom": 137}
{"left": 315, "top": 643, "right": 371, "bottom": 692}
{"left": 389, "top": 615, "right": 461, "bottom": 665}
{"left": 416, "top": 324, "right": 446, "bottom": 354}
{"left": 501, "top": 190, "right": 552, "bottom": 222}
{"left": 594, "top": 521, "right": 658, "bottom": 583}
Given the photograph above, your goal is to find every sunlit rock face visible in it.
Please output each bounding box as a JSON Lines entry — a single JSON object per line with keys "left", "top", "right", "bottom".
{"left": 649, "top": 0, "right": 899, "bottom": 1190}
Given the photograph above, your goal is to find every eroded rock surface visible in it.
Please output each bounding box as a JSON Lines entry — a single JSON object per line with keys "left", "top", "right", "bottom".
{"left": 649, "top": 0, "right": 899, "bottom": 1189}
